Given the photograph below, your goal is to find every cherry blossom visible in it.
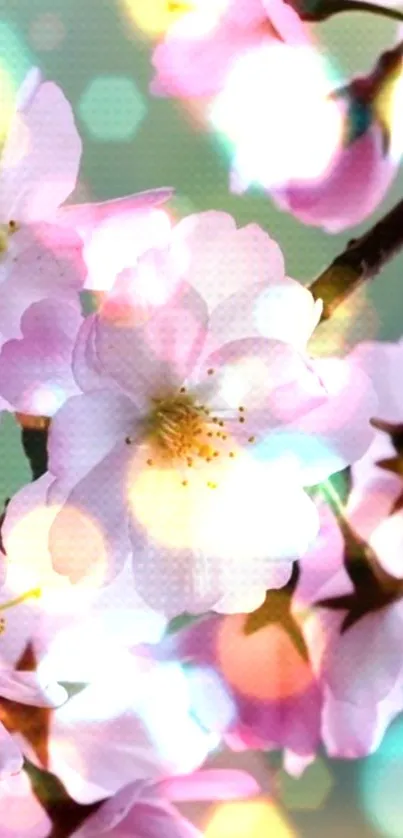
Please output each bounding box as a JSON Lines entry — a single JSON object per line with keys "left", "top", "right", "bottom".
{"left": 0, "top": 476, "right": 226, "bottom": 804}
{"left": 41, "top": 211, "right": 377, "bottom": 616}
{"left": 0, "top": 560, "right": 68, "bottom": 779}
{"left": 0, "top": 69, "right": 173, "bottom": 414}
{"left": 151, "top": 0, "right": 308, "bottom": 99}
{"left": 0, "top": 68, "right": 173, "bottom": 296}
{"left": 271, "top": 45, "right": 403, "bottom": 231}
{"left": 291, "top": 339, "right": 403, "bottom": 758}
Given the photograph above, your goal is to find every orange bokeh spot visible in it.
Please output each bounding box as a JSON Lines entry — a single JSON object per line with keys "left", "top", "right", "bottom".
{"left": 204, "top": 800, "right": 296, "bottom": 838}
{"left": 216, "top": 613, "right": 313, "bottom": 702}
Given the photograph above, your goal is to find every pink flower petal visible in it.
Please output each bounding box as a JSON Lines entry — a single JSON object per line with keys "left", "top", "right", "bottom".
{"left": 273, "top": 125, "right": 398, "bottom": 232}
{"left": 260, "top": 356, "right": 377, "bottom": 485}
{"left": 49, "top": 442, "right": 132, "bottom": 583}
{"left": 151, "top": 7, "right": 276, "bottom": 99}
{"left": 206, "top": 278, "right": 320, "bottom": 352}
{"left": 48, "top": 389, "right": 134, "bottom": 488}
{"left": 57, "top": 190, "right": 174, "bottom": 292}
{"left": 161, "top": 768, "right": 260, "bottom": 801}
{"left": 169, "top": 213, "right": 285, "bottom": 315}
{"left": 0, "top": 724, "right": 23, "bottom": 779}
{"left": 0, "top": 81, "right": 81, "bottom": 223}
{"left": 73, "top": 782, "right": 201, "bottom": 837}
{"left": 0, "top": 223, "right": 85, "bottom": 341}
{"left": 0, "top": 771, "right": 52, "bottom": 837}
{"left": 349, "top": 339, "right": 403, "bottom": 422}
{"left": 0, "top": 671, "right": 66, "bottom": 707}
{"left": 324, "top": 604, "right": 403, "bottom": 705}
{"left": 94, "top": 284, "right": 208, "bottom": 406}
{"left": 0, "top": 298, "right": 82, "bottom": 414}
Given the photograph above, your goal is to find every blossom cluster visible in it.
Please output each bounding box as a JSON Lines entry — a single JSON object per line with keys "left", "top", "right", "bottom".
{"left": 0, "top": 1, "right": 403, "bottom": 834}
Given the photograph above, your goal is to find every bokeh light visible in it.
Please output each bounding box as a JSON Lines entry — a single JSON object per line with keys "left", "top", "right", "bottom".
{"left": 0, "top": 21, "right": 34, "bottom": 145}
{"left": 204, "top": 799, "right": 296, "bottom": 837}
{"left": 29, "top": 13, "right": 66, "bottom": 52}
{"left": 0, "top": 63, "right": 17, "bottom": 146}
{"left": 277, "top": 758, "right": 333, "bottom": 811}
{"left": 308, "top": 288, "right": 378, "bottom": 358}
{"left": 78, "top": 75, "right": 146, "bottom": 141}
{"left": 210, "top": 43, "right": 343, "bottom": 190}
{"left": 216, "top": 613, "right": 313, "bottom": 702}
{"left": 6, "top": 501, "right": 109, "bottom": 592}
{"left": 375, "top": 56, "right": 403, "bottom": 164}
{"left": 0, "top": 22, "right": 33, "bottom": 89}
{"left": 120, "top": 0, "right": 194, "bottom": 38}
{"left": 361, "top": 716, "right": 403, "bottom": 837}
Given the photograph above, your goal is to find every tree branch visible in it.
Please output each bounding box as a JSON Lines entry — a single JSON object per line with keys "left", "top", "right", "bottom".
{"left": 289, "top": 0, "right": 403, "bottom": 23}
{"left": 308, "top": 196, "right": 403, "bottom": 322}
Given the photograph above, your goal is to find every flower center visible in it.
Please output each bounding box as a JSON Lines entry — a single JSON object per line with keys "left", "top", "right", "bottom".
{"left": 124, "top": 372, "right": 257, "bottom": 490}
{"left": 148, "top": 391, "right": 225, "bottom": 465}
{"left": 0, "top": 220, "right": 19, "bottom": 253}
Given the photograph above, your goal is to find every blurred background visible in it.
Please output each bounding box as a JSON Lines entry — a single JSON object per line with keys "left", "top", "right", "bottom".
{"left": 1, "top": 1, "right": 403, "bottom": 835}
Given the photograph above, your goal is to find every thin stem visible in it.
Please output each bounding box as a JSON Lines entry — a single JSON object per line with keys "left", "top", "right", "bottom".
{"left": 320, "top": 0, "right": 403, "bottom": 23}
{"left": 308, "top": 196, "right": 403, "bottom": 322}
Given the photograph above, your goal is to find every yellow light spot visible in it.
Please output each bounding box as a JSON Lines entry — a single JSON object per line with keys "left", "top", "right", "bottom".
{"left": 5, "top": 503, "right": 107, "bottom": 591}
{"left": 204, "top": 800, "right": 296, "bottom": 838}
{"left": 120, "top": 0, "right": 193, "bottom": 38}
{"left": 0, "top": 64, "right": 16, "bottom": 146}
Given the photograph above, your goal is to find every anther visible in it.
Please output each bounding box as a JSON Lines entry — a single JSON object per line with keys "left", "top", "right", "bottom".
{"left": 248, "top": 436, "right": 256, "bottom": 443}
{"left": 180, "top": 387, "right": 186, "bottom": 393}
{"left": 218, "top": 421, "right": 224, "bottom": 427}
{"left": 229, "top": 451, "right": 235, "bottom": 458}
{"left": 147, "top": 458, "right": 154, "bottom": 466}
{"left": 182, "top": 480, "right": 188, "bottom": 487}
{"left": 239, "top": 417, "right": 245, "bottom": 423}
{"left": 207, "top": 368, "right": 215, "bottom": 375}
{"left": 239, "top": 406, "right": 245, "bottom": 412}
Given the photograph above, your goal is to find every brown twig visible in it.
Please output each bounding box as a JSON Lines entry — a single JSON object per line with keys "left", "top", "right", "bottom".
{"left": 308, "top": 197, "right": 403, "bottom": 322}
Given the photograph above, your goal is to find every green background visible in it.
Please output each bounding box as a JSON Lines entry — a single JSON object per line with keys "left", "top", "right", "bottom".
{"left": 1, "top": 1, "right": 403, "bottom": 835}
